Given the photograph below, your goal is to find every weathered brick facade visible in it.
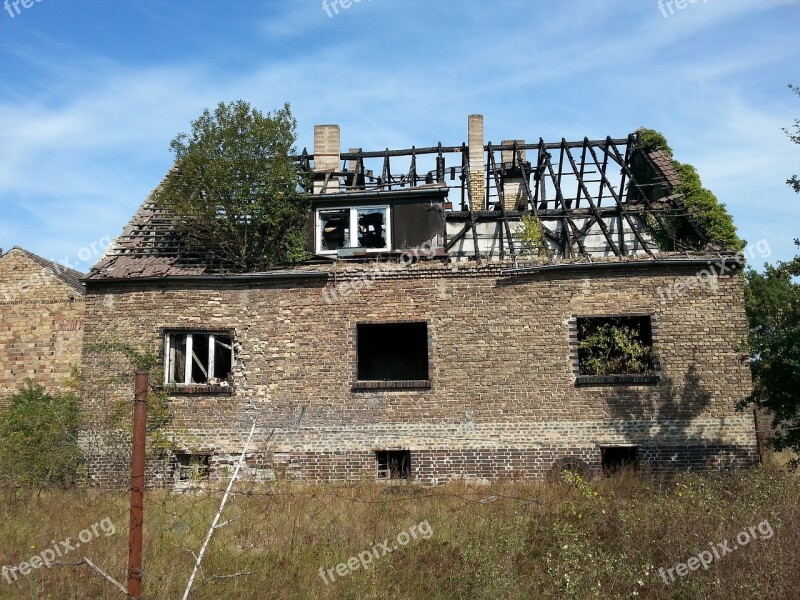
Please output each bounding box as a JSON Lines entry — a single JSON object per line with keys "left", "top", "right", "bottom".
{"left": 0, "top": 248, "right": 85, "bottom": 407}
{"left": 81, "top": 259, "right": 758, "bottom": 485}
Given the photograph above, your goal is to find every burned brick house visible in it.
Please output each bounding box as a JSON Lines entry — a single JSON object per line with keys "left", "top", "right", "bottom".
{"left": 81, "top": 115, "right": 758, "bottom": 485}
{"left": 0, "top": 247, "right": 85, "bottom": 408}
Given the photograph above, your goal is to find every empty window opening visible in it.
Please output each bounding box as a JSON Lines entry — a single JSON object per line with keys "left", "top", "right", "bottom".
{"left": 165, "top": 332, "right": 233, "bottom": 386}
{"left": 601, "top": 446, "right": 639, "bottom": 475}
{"left": 376, "top": 450, "right": 411, "bottom": 480}
{"left": 577, "top": 316, "right": 655, "bottom": 376}
{"left": 175, "top": 454, "right": 210, "bottom": 482}
{"left": 357, "top": 322, "right": 428, "bottom": 381}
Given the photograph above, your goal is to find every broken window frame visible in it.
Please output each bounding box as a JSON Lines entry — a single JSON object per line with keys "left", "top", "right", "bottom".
{"left": 315, "top": 205, "right": 391, "bottom": 255}
{"left": 164, "top": 331, "right": 234, "bottom": 387}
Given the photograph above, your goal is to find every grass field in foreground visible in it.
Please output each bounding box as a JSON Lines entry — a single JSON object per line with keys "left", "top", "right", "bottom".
{"left": 0, "top": 462, "right": 798, "bottom": 600}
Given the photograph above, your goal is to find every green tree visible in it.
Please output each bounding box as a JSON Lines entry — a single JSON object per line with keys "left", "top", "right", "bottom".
{"left": 739, "top": 87, "right": 800, "bottom": 462}
{"left": 740, "top": 245, "right": 800, "bottom": 461}
{"left": 0, "top": 380, "right": 84, "bottom": 486}
{"left": 154, "top": 101, "right": 310, "bottom": 271}
{"left": 786, "top": 84, "right": 800, "bottom": 193}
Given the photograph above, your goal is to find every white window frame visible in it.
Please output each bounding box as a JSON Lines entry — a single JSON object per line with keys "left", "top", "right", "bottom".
{"left": 315, "top": 205, "right": 391, "bottom": 255}
{"left": 164, "top": 332, "right": 234, "bottom": 386}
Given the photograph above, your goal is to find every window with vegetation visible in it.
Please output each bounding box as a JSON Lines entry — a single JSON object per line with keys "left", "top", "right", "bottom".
{"left": 357, "top": 322, "right": 429, "bottom": 382}
{"left": 316, "top": 206, "right": 390, "bottom": 254}
{"left": 576, "top": 316, "right": 656, "bottom": 377}
{"left": 376, "top": 450, "right": 411, "bottom": 480}
{"left": 165, "top": 332, "right": 233, "bottom": 387}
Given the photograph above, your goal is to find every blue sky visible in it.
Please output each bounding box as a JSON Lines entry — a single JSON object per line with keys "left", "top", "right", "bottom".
{"left": 1, "top": 0, "right": 798, "bottom": 271}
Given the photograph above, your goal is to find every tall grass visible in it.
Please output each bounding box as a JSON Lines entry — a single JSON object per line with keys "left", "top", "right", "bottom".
{"left": 0, "top": 463, "right": 797, "bottom": 599}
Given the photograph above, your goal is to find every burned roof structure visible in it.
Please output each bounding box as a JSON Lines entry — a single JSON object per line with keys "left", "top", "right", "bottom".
{"left": 89, "top": 115, "right": 729, "bottom": 281}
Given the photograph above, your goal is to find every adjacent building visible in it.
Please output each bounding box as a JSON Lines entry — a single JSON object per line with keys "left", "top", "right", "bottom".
{"left": 0, "top": 247, "right": 85, "bottom": 407}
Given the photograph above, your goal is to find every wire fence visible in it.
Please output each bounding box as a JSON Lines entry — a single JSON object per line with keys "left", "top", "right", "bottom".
{"left": 1, "top": 374, "right": 799, "bottom": 600}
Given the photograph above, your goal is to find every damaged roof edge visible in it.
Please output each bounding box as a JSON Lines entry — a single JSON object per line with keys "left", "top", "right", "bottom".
{"left": 83, "top": 270, "right": 331, "bottom": 286}
{"left": 500, "top": 256, "right": 744, "bottom": 277}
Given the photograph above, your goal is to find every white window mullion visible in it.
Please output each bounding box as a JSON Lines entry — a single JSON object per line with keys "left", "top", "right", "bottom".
{"left": 164, "top": 333, "right": 172, "bottom": 385}
{"left": 184, "top": 334, "right": 194, "bottom": 384}
{"left": 350, "top": 209, "right": 358, "bottom": 249}
{"left": 208, "top": 334, "right": 216, "bottom": 382}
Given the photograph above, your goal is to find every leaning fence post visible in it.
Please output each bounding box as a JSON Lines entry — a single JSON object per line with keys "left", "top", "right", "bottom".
{"left": 128, "top": 372, "right": 148, "bottom": 599}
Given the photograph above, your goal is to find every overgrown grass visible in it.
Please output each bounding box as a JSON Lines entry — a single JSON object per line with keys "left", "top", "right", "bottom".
{"left": 0, "top": 464, "right": 798, "bottom": 599}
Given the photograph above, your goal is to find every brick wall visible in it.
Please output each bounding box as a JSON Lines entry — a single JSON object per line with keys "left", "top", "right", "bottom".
{"left": 81, "top": 260, "right": 758, "bottom": 485}
{"left": 0, "top": 249, "right": 84, "bottom": 407}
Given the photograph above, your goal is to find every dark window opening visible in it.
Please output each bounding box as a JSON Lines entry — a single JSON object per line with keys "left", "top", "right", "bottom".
{"left": 357, "top": 322, "right": 429, "bottom": 381}
{"left": 577, "top": 316, "right": 655, "bottom": 376}
{"left": 601, "top": 447, "right": 639, "bottom": 475}
{"left": 357, "top": 208, "right": 387, "bottom": 248}
{"left": 376, "top": 450, "right": 411, "bottom": 480}
{"left": 320, "top": 209, "right": 350, "bottom": 251}
{"left": 175, "top": 454, "right": 210, "bottom": 482}
{"left": 165, "top": 332, "right": 234, "bottom": 386}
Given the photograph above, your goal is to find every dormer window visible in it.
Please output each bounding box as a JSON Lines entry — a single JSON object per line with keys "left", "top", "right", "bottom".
{"left": 316, "top": 206, "right": 390, "bottom": 255}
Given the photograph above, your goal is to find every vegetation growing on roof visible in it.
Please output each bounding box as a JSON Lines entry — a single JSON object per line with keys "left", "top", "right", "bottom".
{"left": 153, "top": 101, "right": 311, "bottom": 272}
{"left": 637, "top": 128, "right": 744, "bottom": 251}
{"left": 517, "top": 213, "right": 548, "bottom": 257}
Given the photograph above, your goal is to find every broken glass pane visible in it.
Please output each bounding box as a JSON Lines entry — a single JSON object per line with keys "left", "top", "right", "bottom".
{"left": 320, "top": 209, "right": 350, "bottom": 251}
{"left": 357, "top": 208, "right": 386, "bottom": 248}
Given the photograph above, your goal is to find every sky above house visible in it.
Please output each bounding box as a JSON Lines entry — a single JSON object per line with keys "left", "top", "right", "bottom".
{"left": 0, "top": 0, "right": 798, "bottom": 271}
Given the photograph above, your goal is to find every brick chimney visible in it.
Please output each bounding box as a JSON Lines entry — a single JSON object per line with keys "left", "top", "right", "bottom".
{"left": 313, "top": 124, "right": 340, "bottom": 195}
{"left": 468, "top": 115, "right": 485, "bottom": 212}
{"left": 501, "top": 140, "right": 527, "bottom": 211}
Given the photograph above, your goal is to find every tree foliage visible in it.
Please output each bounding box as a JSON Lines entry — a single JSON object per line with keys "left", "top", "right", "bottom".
{"left": 0, "top": 380, "right": 84, "bottom": 486}
{"left": 740, "top": 87, "right": 800, "bottom": 462}
{"left": 786, "top": 84, "right": 800, "bottom": 194}
{"left": 740, "top": 243, "right": 800, "bottom": 461}
{"left": 577, "top": 320, "right": 656, "bottom": 376}
{"left": 154, "top": 101, "right": 310, "bottom": 271}
{"left": 637, "top": 128, "right": 743, "bottom": 251}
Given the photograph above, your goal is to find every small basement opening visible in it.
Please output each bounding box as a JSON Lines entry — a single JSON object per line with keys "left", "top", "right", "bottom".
{"left": 175, "top": 454, "right": 211, "bottom": 482}
{"left": 376, "top": 450, "right": 411, "bottom": 480}
{"left": 357, "top": 322, "right": 428, "bottom": 381}
{"left": 601, "top": 446, "right": 639, "bottom": 475}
